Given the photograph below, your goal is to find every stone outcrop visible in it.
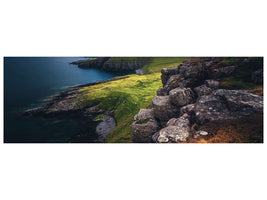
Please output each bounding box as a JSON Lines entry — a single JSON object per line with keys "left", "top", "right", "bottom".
{"left": 152, "top": 96, "right": 179, "bottom": 126}
{"left": 131, "top": 57, "right": 263, "bottom": 143}
{"left": 131, "top": 109, "right": 159, "bottom": 143}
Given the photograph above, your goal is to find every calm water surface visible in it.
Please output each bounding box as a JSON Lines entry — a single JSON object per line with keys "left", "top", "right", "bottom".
{"left": 4, "top": 57, "right": 118, "bottom": 142}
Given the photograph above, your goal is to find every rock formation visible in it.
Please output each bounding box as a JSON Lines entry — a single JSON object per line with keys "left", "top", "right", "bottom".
{"left": 131, "top": 57, "right": 263, "bottom": 143}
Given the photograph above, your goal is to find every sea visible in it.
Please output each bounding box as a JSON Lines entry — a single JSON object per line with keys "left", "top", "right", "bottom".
{"left": 4, "top": 57, "right": 119, "bottom": 143}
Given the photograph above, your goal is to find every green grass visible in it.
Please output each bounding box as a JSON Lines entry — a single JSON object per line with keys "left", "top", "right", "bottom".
{"left": 76, "top": 57, "right": 187, "bottom": 143}
{"left": 142, "top": 57, "right": 188, "bottom": 74}
{"left": 108, "top": 57, "right": 140, "bottom": 62}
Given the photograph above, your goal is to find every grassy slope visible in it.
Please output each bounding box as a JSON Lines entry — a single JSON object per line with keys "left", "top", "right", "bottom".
{"left": 76, "top": 57, "right": 187, "bottom": 143}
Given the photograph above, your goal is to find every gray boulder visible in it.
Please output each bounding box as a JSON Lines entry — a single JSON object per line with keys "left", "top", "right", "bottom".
{"left": 161, "top": 66, "right": 179, "bottom": 85}
{"left": 166, "top": 113, "right": 190, "bottom": 130}
{"left": 157, "top": 126, "right": 190, "bottom": 143}
{"left": 194, "top": 85, "right": 212, "bottom": 96}
{"left": 180, "top": 104, "right": 195, "bottom": 116}
{"left": 152, "top": 96, "right": 179, "bottom": 125}
{"left": 169, "top": 87, "right": 195, "bottom": 107}
{"left": 163, "top": 74, "right": 184, "bottom": 94}
{"left": 132, "top": 109, "right": 159, "bottom": 143}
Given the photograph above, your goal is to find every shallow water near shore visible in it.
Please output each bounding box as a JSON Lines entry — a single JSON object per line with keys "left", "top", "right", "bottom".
{"left": 4, "top": 57, "right": 119, "bottom": 143}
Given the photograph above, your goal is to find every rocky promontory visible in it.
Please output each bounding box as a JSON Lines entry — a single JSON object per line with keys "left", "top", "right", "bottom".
{"left": 131, "top": 57, "right": 263, "bottom": 143}
{"left": 71, "top": 57, "right": 151, "bottom": 72}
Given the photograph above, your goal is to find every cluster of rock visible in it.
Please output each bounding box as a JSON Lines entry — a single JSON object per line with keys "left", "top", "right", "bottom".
{"left": 72, "top": 57, "right": 150, "bottom": 72}
{"left": 131, "top": 58, "right": 263, "bottom": 143}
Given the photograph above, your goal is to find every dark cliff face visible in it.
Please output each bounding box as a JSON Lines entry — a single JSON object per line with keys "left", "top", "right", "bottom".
{"left": 72, "top": 57, "right": 151, "bottom": 72}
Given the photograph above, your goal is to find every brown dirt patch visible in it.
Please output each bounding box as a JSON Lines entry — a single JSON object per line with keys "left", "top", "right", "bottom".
{"left": 187, "top": 113, "right": 263, "bottom": 143}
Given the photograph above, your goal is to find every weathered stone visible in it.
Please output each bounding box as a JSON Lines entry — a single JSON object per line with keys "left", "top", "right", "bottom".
{"left": 161, "top": 66, "right": 179, "bottom": 85}
{"left": 251, "top": 69, "right": 263, "bottom": 84}
{"left": 195, "top": 89, "right": 263, "bottom": 124}
{"left": 163, "top": 74, "right": 184, "bottom": 94}
{"left": 157, "top": 88, "right": 168, "bottom": 96}
{"left": 193, "top": 130, "right": 209, "bottom": 139}
{"left": 194, "top": 85, "right": 212, "bottom": 96}
{"left": 157, "top": 126, "right": 190, "bottom": 143}
{"left": 180, "top": 104, "right": 195, "bottom": 116}
{"left": 132, "top": 109, "right": 159, "bottom": 143}
{"left": 166, "top": 113, "right": 190, "bottom": 130}
{"left": 152, "top": 96, "right": 179, "bottom": 125}
{"left": 213, "top": 89, "right": 263, "bottom": 114}
{"left": 205, "top": 80, "right": 220, "bottom": 89}
{"left": 194, "top": 94, "right": 231, "bottom": 124}
{"left": 169, "top": 87, "right": 195, "bottom": 107}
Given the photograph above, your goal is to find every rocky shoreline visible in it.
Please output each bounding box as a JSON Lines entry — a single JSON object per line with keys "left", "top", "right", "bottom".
{"left": 131, "top": 57, "right": 263, "bottom": 143}
{"left": 22, "top": 76, "right": 129, "bottom": 142}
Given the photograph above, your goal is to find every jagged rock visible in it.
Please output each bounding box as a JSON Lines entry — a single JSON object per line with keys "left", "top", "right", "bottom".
{"left": 213, "top": 89, "right": 263, "bottom": 114}
{"left": 180, "top": 104, "right": 195, "bottom": 116}
{"left": 205, "top": 80, "right": 220, "bottom": 89}
{"left": 157, "top": 126, "right": 190, "bottom": 143}
{"left": 157, "top": 88, "right": 168, "bottom": 96}
{"left": 194, "top": 94, "right": 231, "bottom": 124}
{"left": 132, "top": 109, "right": 159, "bottom": 143}
{"left": 194, "top": 85, "right": 212, "bottom": 96}
{"left": 169, "top": 87, "right": 195, "bottom": 106}
{"left": 152, "top": 96, "right": 179, "bottom": 125}
{"left": 166, "top": 113, "right": 190, "bottom": 130}
{"left": 195, "top": 89, "right": 263, "bottom": 124}
{"left": 161, "top": 66, "right": 179, "bottom": 85}
{"left": 251, "top": 69, "right": 263, "bottom": 84}
{"left": 163, "top": 74, "right": 184, "bottom": 94}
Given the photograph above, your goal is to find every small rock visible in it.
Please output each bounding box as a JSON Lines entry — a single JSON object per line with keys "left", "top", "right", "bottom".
{"left": 157, "top": 126, "right": 190, "bottom": 143}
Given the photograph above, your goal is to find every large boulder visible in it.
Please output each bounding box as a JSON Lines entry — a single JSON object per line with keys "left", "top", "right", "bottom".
{"left": 194, "top": 84, "right": 212, "bottom": 96}
{"left": 157, "top": 126, "right": 190, "bottom": 143}
{"left": 166, "top": 113, "right": 190, "bottom": 130}
{"left": 213, "top": 89, "right": 263, "bottom": 114}
{"left": 194, "top": 89, "right": 263, "bottom": 124}
{"left": 163, "top": 74, "right": 184, "bottom": 94}
{"left": 161, "top": 66, "right": 179, "bottom": 85}
{"left": 169, "top": 87, "right": 195, "bottom": 107}
{"left": 132, "top": 109, "right": 159, "bottom": 143}
{"left": 152, "top": 96, "right": 179, "bottom": 125}
{"left": 194, "top": 94, "right": 231, "bottom": 124}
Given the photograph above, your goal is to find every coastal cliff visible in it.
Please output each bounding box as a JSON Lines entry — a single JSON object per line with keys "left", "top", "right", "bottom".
{"left": 71, "top": 57, "right": 151, "bottom": 72}
{"left": 131, "top": 57, "right": 263, "bottom": 143}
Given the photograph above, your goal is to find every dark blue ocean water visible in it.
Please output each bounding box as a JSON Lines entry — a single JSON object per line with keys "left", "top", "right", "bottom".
{"left": 4, "top": 57, "right": 118, "bottom": 143}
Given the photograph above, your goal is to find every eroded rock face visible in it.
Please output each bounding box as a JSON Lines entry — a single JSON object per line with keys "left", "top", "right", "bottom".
{"left": 132, "top": 109, "right": 159, "bottom": 143}
{"left": 169, "top": 87, "right": 195, "bottom": 106}
{"left": 157, "top": 126, "right": 190, "bottom": 143}
{"left": 152, "top": 96, "right": 179, "bottom": 125}
{"left": 210, "top": 65, "right": 236, "bottom": 78}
